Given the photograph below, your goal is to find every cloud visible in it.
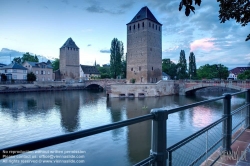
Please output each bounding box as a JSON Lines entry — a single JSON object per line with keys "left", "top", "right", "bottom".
{"left": 86, "top": 4, "right": 124, "bottom": 15}
{"left": 100, "top": 49, "right": 110, "bottom": 53}
{"left": 87, "top": 44, "right": 91, "bottom": 47}
{"left": 190, "top": 38, "right": 219, "bottom": 52}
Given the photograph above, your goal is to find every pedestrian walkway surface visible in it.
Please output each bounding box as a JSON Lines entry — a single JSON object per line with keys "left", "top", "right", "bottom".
{"left": 201, "top": 129, "right": 250, "bottom": 166}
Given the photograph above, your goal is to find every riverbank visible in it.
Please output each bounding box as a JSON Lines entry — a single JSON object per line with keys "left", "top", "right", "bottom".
{"left": 0, "top": 82, "right": 85, "bottom": 93}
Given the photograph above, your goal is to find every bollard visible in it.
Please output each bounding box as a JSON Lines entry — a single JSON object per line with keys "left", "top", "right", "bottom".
{"left": 246, "top": 89, "right": 250, "bottom": 129}
{"left": 150, "top": 108, "right": 168, "bottom": 166}
{"left": 222, "top": 93, "right": 232, "bottom": 153}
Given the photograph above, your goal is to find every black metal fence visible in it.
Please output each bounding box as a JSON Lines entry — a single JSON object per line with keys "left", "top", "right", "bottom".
{"left": 0, "top": 90, "right": 249, "bottom": 166}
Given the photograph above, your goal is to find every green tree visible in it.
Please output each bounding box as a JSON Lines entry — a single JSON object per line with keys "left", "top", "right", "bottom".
{"left": 12, "top": 57, "right": 22, "bottom": 64}
{"left": 121, "top": 54, "right": 127, "bottom": 79}
{"left": 97, "top": 65, "right": 111, "bottom": 79}
{"left": 27, "top": 72, "right": 36, "bottom": 82}
{"left": 21, "top": 52, "right": 39, "bottom": 63}
{"left": 178, "top": 50, "right": 188, "bottom": 79}
{"left": 1, "top": 74, "right": 7, "bottom": 81}
{"left": 52, "top": 58, "right": 60, "bottom": 71}
{"left": 197, "top": 64, "right": 228, "bottom": 80}
{"left": 162, "top": 58, "right": 177, "bottom": 79}
{"left": 188, "top": 52, "right": 197, "bottom": 79}
{"left": 238, "top": 70, "right": 250, "bottom": 80}
{"left": 110, "top": 38, "right": 124, "bottom": 78}
{"left": 178, "top": 0, "right": 250, "bottom": 41}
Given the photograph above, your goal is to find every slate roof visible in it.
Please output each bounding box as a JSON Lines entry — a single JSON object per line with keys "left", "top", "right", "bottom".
{"left": 0, "top": 63, "right": 6, "bottom": 67}
{"left": 229, "top": 67, "right": 250, "bottom": 75}
{"left": 128, "top": 6, "right": 161, "bottom": 25}
{"left": 80, "top": 65, "right": 100, "bottom": 74}
{"left": 25, "top": 61, "right": 53, "bottom": 69}
{"left": 60, "top": 37, "right": 79, "bottom": 49}
{"left": 1, "top": 62, "right": 27, "bottom": 70}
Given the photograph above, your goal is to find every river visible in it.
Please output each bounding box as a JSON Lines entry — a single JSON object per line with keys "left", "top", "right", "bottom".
{"left": 0, "top": 88, "right": 246, "bottom": 165}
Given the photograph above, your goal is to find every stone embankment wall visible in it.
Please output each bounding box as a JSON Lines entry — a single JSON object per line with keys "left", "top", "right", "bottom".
{"left": 108, "top": 80, "right": 179, "bottom": 97}
{"left": 0, "top": 82, "right": 85, "bottom": 93}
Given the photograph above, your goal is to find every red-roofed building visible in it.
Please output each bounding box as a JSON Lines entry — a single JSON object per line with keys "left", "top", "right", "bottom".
{"left": 227, "top": 67, "right": 250, "bottom": 80}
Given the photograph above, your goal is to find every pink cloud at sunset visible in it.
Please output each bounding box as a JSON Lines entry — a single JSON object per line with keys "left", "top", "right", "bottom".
{"left": 190, "top": 38, "right": 219, "bottom": 52}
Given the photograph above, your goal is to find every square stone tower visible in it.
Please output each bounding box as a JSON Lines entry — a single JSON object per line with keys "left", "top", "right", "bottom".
{"left": 126, "top": 6, "right": 162, "bottom": 84}
{"left": 59, "top": 38, "right": 80, "bottom": 81}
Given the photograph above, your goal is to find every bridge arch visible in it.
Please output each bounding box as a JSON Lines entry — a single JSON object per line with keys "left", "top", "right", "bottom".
{"left": 85, "top": 84, "right": 104, "bottom": 90}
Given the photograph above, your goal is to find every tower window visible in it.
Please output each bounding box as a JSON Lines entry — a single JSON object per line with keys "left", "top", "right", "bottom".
{"left": 159, "top": 26, "right": 160, "bottom": 31}
{"left": 138, "top": 23, "right": 140, "bottom": 29}
{"left": 129, "top": 26, "right": 131, "bottom": 31}
{"left": 131, "top": 68, "right": 133, "bottom": 71}
{"left": 152, "top": 24, "right": 154, "bottom": 28}
{"left": 134, "top": 24, "right": 135, "bottom": 29}
{"left": 156, "top": 25, "right": 157, "bottom": 30}
{"left": 139, "top": 66, "right": 141, "bottom": 71}
{"left": 149, "top": 22, "right": 151, "bottom": 27}
{"left": 142, "top": 22, "right": 144, "bottom": 27}
{"left": 68, "top": 47, "right": 69, "bottom": 50}
{"left": 152, "top": 67, "right": 153, "bottom": 71}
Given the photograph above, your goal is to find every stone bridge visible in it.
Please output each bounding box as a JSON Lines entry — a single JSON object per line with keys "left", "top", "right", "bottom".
{"left": 84, "top": 79, "right": 126, "bottom": 89}
{"left": 179, "top": 80, "right": 250, "bottom": 95}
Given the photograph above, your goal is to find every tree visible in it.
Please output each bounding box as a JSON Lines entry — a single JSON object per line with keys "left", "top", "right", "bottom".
{"left": 178, "top": 0, "right": 250, "bottom": 41}
{"left": 121, "top": 53, "right": 127, "bottom": 79}
{"left": 238, "top": 70, "right": 250, "bottom": 80}
{"left": 178, "top": 50, "right": 188, "bottom": 79}
{"left": 97, "top": 65, "right": 111, "bottom": 79}
{"left": 12, "top": 57, "right": 22, "bottom": 64}
{"left": 162, "top": 58, "right": 177, "bottom": 79}
{"left": 188, "top": 52, "right": 197, "bottom": 79}
{"left": 52, "top": 58, "right": 60, "bottom": 71}
{"left": 110, "top": 38, "right": 124, "bottom": 79}
{"left": 27, "top": 72, "right": 36, "bottom": 82}
{"left": 21, "top": 52, "right": 39, "bottom": 63}
{"left": 197, "top": 64, "right": 228, "bottom": 80}
{"left": 1, "top": 74, "right": 7, "bottom": 81}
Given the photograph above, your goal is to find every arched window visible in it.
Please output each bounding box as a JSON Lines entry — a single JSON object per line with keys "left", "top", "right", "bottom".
{"left": 138, "top": 23, "right": 140, "bottom": 29}
{"left": 142, "top": 22, "right": 144, "bottom": 27}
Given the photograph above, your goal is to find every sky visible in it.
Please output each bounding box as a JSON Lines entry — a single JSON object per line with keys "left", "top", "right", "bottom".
{"left": 0, "top": 0, "right": 249, "bottom": 69}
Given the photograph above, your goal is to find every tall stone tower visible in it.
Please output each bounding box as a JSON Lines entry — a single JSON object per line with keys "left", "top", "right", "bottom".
{"left": 126, "top": 6, "right": 162, "bottom": 84}
{"left": 59, "top": 38, "right": 80, "bottom": 81}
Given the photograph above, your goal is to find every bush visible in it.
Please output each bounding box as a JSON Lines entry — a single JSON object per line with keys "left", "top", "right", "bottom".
{"left": 27, "top": 72, "right": 36, "bottom": 82}
{"left": 130, "top": 78, "right": 136, "bottom": 83}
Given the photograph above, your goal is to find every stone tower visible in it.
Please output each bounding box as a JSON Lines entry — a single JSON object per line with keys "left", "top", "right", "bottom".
{"left": 59, "top": 38, "right": 80, "bottom": 81}
{"left": 126, "top": 6, "right": 162, "bottom": 84}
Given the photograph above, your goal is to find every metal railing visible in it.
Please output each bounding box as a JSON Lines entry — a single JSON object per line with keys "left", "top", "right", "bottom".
{"left": 0, "top": 89, "right": 249, "bottom": 166}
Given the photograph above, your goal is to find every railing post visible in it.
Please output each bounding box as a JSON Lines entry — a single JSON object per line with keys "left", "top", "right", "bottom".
{"left": 222, "top": 93, "right": 232, "bottom": 153}
{"left": 246, "top": 89, "right": 250, "bottom": 129}
{"left": 150, "top": 108, "right": 168, "bottom": 166}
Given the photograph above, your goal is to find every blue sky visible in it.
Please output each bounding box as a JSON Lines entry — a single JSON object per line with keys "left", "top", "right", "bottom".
{"left": 0, "top": 0, "right": 249, "bottom": 69}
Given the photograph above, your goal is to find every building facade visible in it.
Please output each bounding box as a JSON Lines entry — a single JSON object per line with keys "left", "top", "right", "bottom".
{"left": 126, "top": 6, "right": 162, "bottom": 84}
{"left": 0, "top": 62, "right": 27, "bottom": 80}
{"left": 80, "top": 65, "right": 100, "bottom": 80}
{"left": 23, "top": 61, "right": 53, "bottom": 81}
{"left": 228, "top": 67, "right": 250, "bottom": 80}
{"left": 60, "top": 38, "right": 80, "bottom": 81}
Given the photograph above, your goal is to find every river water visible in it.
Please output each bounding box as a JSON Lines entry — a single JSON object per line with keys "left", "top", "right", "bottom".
{"left": 0, "top": 88, "right": 246, "bottom": 165}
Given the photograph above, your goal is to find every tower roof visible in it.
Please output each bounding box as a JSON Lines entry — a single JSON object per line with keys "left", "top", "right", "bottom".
{"left": 60, "top": 37, "right": 79, "bottom": 49}
{"left": 127, "top": 6, "right": 161, "bottom": 25}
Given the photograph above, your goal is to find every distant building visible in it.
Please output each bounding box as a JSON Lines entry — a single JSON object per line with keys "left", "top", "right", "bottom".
{"left": 80, "top": 65, "right": 100, "bottom": 80}
{"left": 59, "top": 38, "right": 80, "bottom": 81}
{"left": 227, "top": 67, "right": 250, "bottom": 80}
{"left": 0, "top": 63, "right": 6, "bottom": 68}
{"left": 23, "top": 61, "right": 53, "bottom": 81}
{"left": 0, "top": 62, "right": 27, "bottom": 80}
{"left": 162, "top": 72, "right": 170, "bottom": 80}
{"left": 126, "top": 6, "right": 162, "bottom": 84}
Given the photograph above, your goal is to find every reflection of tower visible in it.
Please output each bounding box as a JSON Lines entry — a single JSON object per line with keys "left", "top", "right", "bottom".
{"left": 55, "top": 91, "right": 80, "bottom": 132}
{"left": 126, "top": 6, "right": 162, "bottom": 83}
{"left": 59, "top": 38, "right": 80, "bottom": 81}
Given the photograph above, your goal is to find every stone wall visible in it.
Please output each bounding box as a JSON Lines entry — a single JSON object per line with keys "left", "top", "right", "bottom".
{"left": 108, "top": 80, "right": 178, "bottom": 97}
